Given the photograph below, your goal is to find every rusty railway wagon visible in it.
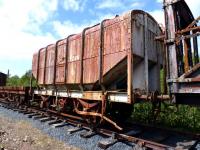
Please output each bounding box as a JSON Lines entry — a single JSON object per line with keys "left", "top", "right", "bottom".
{"left": 31, "top": 10, "right": 164, "bottom": 129}
{"left": 0, "top": 0, "right": 200, "bottom": 130}
{"left": 0, "top": 72, "right": 7, "bottom": 86}
{"left": 0, "top": 87, "right": 30, "bottom": 106}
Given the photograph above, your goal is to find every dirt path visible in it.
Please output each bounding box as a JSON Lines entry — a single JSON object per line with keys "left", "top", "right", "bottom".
{"left": 0, "top": 116, "right": 79, "bottom": 150}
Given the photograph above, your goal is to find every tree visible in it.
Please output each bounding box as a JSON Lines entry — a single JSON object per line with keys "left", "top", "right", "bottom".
{"left": 6, "top": 70, "right": 37, "bottom": 87}
{"left": 20, "top": 70, "right": 32, "bottom": 86}
{"left": 7, "top": 75, "right": 20, "bottom": 86}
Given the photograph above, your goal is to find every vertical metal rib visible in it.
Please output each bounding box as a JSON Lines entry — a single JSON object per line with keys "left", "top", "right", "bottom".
{"left": 64, "top": 38, "right": 68, "bottom": 84}
{"left": 54, "top": 40, "right": 61, "bottom": 85}
{"left": 144, "top": 14, "right": 149, "bottom": 94}
{"left": 43, "top": 47, "right": 48, "bottom": 85}
{"left": 36, "top": 49, "right": 41, "bottom": 83}
{"left": 127, "top": 11, "right": 134, "bottom": 103}
{"left": 64, "top": 34, "right": 74, "bottom": 84}
{"left": 80, "top": 27, "right": 90, "bottom": 90}
{"left": 99, "top": 19, "right": 108, "bottom": 90}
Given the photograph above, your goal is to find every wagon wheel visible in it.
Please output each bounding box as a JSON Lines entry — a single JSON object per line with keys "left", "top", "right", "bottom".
{"left": 56, "top": 98, "right": 67, "bottom": 112}
{"left": 108, "top": 102, "right": 133, "bottom": 122}
{"left": 40, "top": 96, "right": 50, "bottom": 109}
{"left": 16, "top": 95, "right": 24, "bottom": 107}
{"left": 73, "top": 99, "right": 102, "bottom": 127}
{"left": 10, "top": 94, "right": 19, "bottom": 107}
{"left": 0, "top": 93, "right": 3, "bottom": 99}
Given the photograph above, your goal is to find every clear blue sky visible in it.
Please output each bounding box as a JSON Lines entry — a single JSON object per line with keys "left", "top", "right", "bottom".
{"left": 0, "top": 0, "right": 199, "bottom": 77}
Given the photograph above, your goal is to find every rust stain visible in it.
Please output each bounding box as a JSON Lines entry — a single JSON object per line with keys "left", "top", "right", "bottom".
{"left": 67, "top": 34, "right": 82, "bottom": 84}
{"left": 56, "top": 39, "right": 67, "bottom": 84}
{"left": 45, "top": 44, "right": 55, "bottom": 85}
{"left": 83, "top": 25, "right": 100, "bottom": 84}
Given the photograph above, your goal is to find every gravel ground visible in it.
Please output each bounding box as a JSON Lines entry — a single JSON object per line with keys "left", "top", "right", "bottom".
{"left": 0, "top": 115, "right": 79, "bottom": 150}
{"left": 0, "top": 106, "right": 133, "bottom": 150}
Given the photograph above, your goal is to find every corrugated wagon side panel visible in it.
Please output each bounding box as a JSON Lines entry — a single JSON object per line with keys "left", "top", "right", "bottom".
{"left": 38, "top": 48, "right": 45, "bottom": 84}
{"left": 56, "top": 66, "right": 65, "bottom": 83}
{"left": 83, "top": 26, "right": 100, "bottom": 84}
{"left": 67, "top": 34, "right": 82, "bottom": 84}
{"left": 45, "top": 67, "right": 54, "bottom": 84}
{"left": 45, "top": 45, "right": 55, "bottom": 85}
{"left": 57, "top": 40, "right": 67, "bottom": 65}
{"left": 56, "top": 39, "right": 66, "bottom": 84}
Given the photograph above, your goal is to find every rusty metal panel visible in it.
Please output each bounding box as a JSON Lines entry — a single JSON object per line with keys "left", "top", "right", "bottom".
{"left": 56, "top": 39, "right": 67, "bottom": 84}
{"left": 45, "top": 66, "right": 54, "bottom": 84}
{"left": 83, "top": 25, "right": 100, "bottom": 84}
{"left": 56, "top": 66, "right": 65, "bottom": 83}
{"left": 38, "top": 68, "right": 44, "bottom": 84}
{"left": 67, "top": 62, "right": 76, "bottom": 83}
{"left": 67, "top": 61, "right": 81, "bottom": 84}
{"left": 83, "top": 57, "right": 99, "bottom": 84}
{"left": 32, "top": 53, "right": 38, "bottom": 79}
{"left": 45, "top": 44, "right": 55, "bottom": 84}
{"left": 67, "top": 34, "right": 81, "bottom": 84}
{"left": 38, "top": 48, "right": 45, "bottom": 84}
{"left": 39, "top": 48, "right": 45, "bottom": 68}
{"left": 103, "top": 14, "right": 131, "bottom": 75}
{"left": 46, "top": 44, "right": 55, "bottom": 67}
{"left": 56, "top": 40, "right": 66, "bottom": 65}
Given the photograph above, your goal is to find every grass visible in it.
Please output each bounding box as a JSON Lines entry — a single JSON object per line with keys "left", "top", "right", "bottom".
{"left": 131, "top": 102, "right": 200, "bottom": 132}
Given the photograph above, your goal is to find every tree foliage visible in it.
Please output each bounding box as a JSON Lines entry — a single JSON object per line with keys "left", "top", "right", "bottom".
{"left": 7, "top": 70, "right": 37, "bottom": 87}
{"left": 6, "top": 75, "right": 20, "bottom": 86}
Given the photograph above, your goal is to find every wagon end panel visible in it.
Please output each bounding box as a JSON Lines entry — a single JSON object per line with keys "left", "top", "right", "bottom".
{"left": 131, "top": 11, "right": 163, "bottom": 93}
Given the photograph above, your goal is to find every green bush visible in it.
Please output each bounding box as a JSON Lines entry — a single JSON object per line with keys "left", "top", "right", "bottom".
{"left": 6, "top": 70, "right": 36, "bottom": 87}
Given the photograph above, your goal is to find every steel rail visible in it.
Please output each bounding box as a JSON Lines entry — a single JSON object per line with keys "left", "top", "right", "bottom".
{"left": 0, "top": 99, "right": 199, "bottom": 150}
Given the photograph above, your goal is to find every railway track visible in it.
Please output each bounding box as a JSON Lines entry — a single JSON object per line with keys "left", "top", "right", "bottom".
{"left": 0, "top": 100, "right": 199, "bottom": 150}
